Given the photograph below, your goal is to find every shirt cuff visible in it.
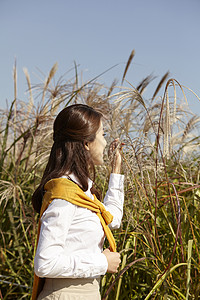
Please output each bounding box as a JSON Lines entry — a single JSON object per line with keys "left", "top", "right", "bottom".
{"left": 109, "top": 173, "right": 124, "bottom": 191}
{"left": 98, "top": 253, "right": 108, "bottom": 275}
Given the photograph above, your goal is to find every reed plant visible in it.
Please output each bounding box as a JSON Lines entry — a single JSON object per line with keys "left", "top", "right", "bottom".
{"left": 0, "top": 57, "right": 200, "bottom": 299}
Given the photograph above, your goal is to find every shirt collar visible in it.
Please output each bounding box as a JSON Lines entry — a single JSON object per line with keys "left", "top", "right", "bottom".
{"left": 62, "top": 173, "right": 93, "bottom": 192}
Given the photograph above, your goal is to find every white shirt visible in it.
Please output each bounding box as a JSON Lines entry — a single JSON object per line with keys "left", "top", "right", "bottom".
{"left": 34, "top": 173, "right": 124, "bottom": 279}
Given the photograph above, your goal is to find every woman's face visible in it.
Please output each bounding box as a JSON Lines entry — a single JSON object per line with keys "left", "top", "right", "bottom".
{"left": 86, "top": 120, "right": 107, "bottom": 165}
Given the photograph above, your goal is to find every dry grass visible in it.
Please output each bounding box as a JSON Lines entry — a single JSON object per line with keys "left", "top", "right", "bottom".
{"left": 0, "top": 61, "right": 200, "bottom": 299}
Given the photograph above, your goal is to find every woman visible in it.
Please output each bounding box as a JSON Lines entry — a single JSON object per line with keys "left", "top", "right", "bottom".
{"left": 32, "top": 104, "right": 124, "bottom": 300}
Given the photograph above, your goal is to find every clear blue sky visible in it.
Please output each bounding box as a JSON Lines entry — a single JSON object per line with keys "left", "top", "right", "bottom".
{"left": 0, "top": 0, "right": 200, "bottom": 112}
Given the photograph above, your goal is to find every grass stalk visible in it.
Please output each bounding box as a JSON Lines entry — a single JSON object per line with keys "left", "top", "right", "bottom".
{"left": 144, "top": 263, "right": 187, "bottom": 300}
{"left": 186, "top": 239, "right": 193, "bottom": 299}
{"left": 116, "top": 238, "right": 131, "bottom": 300}
{"left": 7, "top": 210, "right": 23, "bottom": 264}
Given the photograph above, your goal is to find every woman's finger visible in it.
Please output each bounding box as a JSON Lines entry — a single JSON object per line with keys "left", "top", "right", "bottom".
{"left": 108, "top": 139, "right": 124, "bottom": 158}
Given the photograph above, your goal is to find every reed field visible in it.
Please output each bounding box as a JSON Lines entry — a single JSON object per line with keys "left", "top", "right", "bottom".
{"left": 1, "top": 56, "right": 200, "bottom": 299}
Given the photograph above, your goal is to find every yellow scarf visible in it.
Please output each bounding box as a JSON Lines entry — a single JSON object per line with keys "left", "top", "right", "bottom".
{"left": 31, "top": 177, "right": 116, "bottom": 300}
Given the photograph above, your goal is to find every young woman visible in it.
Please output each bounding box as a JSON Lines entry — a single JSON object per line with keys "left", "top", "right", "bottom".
{"left": 31, "top": 104, "right": 124, "bottom": 300}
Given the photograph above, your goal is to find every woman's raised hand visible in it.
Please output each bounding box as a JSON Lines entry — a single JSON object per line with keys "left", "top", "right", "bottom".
{"left": 102, "top": 248, "right": 121, "bottom": 273}
{"left": 108, "top": 138, "right": 123, "bottom": 174}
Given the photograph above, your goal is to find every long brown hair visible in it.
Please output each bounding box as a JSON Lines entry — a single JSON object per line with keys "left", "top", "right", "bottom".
{"left": 32, "top": 104, "right": 103, "bottom": 213}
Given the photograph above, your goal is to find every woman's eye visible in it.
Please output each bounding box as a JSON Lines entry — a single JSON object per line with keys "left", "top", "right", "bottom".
{"left": 103, "top": 133, "right": 106, "bottom": 137}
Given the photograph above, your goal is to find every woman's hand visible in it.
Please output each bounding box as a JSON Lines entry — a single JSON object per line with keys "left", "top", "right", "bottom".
{"left": 108, "top": 138, "right": 123, "bottom": 174}
{"left": 102, "top": 248, "right": 121, "bottom": 273}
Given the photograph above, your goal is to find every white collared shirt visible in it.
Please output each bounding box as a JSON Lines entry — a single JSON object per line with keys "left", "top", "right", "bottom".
{"left": 34, "top": 173, "right": 124, "bottom": 278}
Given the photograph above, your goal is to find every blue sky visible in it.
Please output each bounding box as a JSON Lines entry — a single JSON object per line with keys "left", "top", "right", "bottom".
{"left": 0, "top": 0, "right": 200, "bottom": 113}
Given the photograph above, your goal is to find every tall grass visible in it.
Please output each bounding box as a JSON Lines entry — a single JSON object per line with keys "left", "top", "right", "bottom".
{"left": 0, "top": 58, "right": 200, "bottom": 299}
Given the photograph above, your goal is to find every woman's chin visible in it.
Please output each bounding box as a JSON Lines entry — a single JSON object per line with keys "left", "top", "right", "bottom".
{"left": 94, "top": 158, "right": 104, "bottom": 166}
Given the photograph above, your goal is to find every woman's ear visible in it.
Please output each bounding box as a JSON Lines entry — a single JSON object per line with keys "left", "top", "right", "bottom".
{"left": 84, "top": 142, "right": 90, "bottom": 151}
